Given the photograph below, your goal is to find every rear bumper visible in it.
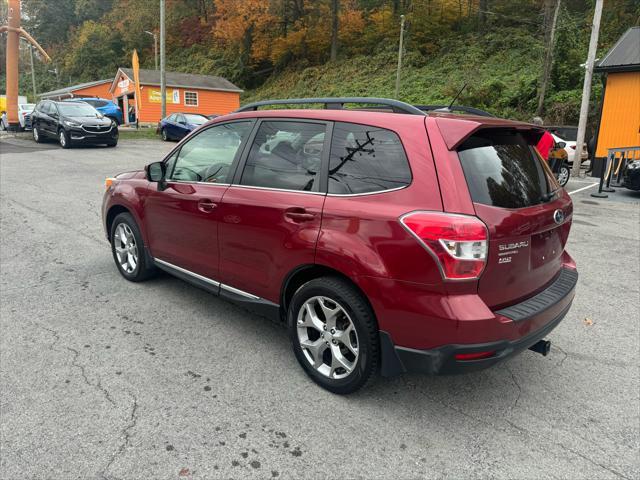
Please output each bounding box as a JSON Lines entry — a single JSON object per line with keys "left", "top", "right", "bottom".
{"left": 379, "top": 267, "right": 578, "bottom": 376}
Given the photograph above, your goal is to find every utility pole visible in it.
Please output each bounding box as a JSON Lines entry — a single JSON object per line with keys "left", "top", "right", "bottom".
{"left": 395, "top": 14, "right": 405, "bottom": 99}
{"left": 536, "top": 0, "right": 561, "bottom": 116}
{"left": 572, "top": 0, "right": 603, "bottom": 177}
{"left": 29, "top": 44, "right": 37, "bottom": 99}
{"left": 145, "top": 30, "right": 158, "bottom": 70}
{"left": 330, "top": 0, "right": 339, "bottom": 61}
{"left": 160, "top": 0, "right": 166, "bottom": 119}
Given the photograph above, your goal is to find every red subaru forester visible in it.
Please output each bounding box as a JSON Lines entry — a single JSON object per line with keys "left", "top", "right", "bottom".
{"left": 102, "top": 98, "right": 577, "bottom": 394}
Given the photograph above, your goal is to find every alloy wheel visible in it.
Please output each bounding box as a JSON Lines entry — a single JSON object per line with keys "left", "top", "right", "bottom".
{"left": 59, "top": 130, "right": 66, "bottom": 147}
{"left": 557, "top": 167, "right": 569, "bottom": 186}
{"left": 113, "top": 223, "right": 138, "bottom": 274}
{"left": 33, "top": 127, "right": 39, "bottom": 141}
{"left": 296, "top": 296, "right": 359, "bottom": 379}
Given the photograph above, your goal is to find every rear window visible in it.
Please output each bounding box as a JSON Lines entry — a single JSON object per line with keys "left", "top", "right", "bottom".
{"left": 457, "top": 130, "right": 552, "bottom": 209}
{"left": 328, "top": 122, "right": 411, "bottom": 194}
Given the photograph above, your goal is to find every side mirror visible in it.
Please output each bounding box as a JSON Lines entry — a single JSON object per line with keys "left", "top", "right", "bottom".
{"left": 557, "top": 141, "right": 567, "bottom": 148}
{"left": 146, "top": 161, "right": 165, "bottom": 182}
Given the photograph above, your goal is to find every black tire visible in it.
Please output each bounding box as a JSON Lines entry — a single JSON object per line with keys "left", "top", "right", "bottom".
{"left": 161, "top": 128, "right": 169, "bottom": 141}
{"left": 58, "top": 129, "right": 72, "bottom": 149}
{"left": 33, "top": 125, "right": 44, "bottom": 143}
{"left": 110, "top": 212, "right": 157, "bottom": 282}
{"left": 288, "top": 276, "right": 379, "bottom": 394}
{"left": 107, "top": 139, "right": 118, "bottom": 147}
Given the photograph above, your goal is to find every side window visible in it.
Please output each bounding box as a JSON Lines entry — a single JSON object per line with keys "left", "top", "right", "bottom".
{"left": 41, "top": 102, "right": 52, "bottom": 114}
{"left": 176, "top": 114, "right": 186, "bottom": 124}
{"left": 166, "top": 113, "right": 176, "bottom": 122}
{"left": 328, "top": 122, "right": 412, "bottom": 194}
{"left": 169, "top": 121, "right": 252, "bottom": 183}
{"left": 240, "top": 121, "right": 325, "bottom": 192}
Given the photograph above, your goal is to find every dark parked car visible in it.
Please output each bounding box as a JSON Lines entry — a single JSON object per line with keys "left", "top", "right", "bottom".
{"left": 158, "top": 112, "right": 208, "bottom": 141}
{"left": 31, "top": 100, "right": 118, "bottom": 148}
{"left": 102, "top": 97, "right": 577, "bottom": 394}
{"left": 623, "top": 160, "right": 640, "bottom": 191}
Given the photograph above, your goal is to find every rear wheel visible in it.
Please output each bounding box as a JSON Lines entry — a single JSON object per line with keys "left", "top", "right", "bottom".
{"left": 161, "top": 128, "right": 169, "bottom": 141}
{"left": 59, "top": 129, "right": 71, "bottom": 149}
{"left": 288, "top": 277, "right": 379, "bottom": 394}
{"left": 110, "top": 212, "right": 156, "bottom": 282}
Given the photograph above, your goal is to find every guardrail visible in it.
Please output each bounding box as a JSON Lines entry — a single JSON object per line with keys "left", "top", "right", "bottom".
{"left": 591, "top": 146, "right": 640, "bottom": 198}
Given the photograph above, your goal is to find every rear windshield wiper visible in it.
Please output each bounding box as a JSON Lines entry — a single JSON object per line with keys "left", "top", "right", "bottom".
{"left": 540, "top": 187, "right": 560, "bottom": 202}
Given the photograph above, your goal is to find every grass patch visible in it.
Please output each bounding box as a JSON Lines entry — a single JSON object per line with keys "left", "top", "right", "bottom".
{"left": 118, "top": 128, "right": 160, "bottom": 141}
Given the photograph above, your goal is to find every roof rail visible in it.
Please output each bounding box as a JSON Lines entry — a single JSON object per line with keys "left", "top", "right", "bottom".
{"left": 236, "top": 97, "right": 427, "bottom": 116}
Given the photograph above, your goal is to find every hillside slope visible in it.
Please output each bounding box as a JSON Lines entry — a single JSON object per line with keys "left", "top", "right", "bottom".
{"left": 243, "top": 30, "right": 576, "bottom": 123}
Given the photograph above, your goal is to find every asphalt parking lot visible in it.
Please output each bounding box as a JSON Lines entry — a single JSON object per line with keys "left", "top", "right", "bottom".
{"left": 1, "top": 137, "right": 638, "bottom": 480}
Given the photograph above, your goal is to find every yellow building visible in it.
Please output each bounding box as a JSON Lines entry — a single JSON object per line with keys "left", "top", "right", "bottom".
{"left": 593, "top": 27, "right": 640, "bottom": 159}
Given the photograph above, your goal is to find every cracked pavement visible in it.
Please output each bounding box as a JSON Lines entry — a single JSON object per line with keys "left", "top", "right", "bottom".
{"left": 1, "top": 137, "right": 638, "bottom": 479}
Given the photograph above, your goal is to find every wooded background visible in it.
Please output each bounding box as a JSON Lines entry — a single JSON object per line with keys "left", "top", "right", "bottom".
{"left": 1, "top": 0, "right": 638, "bottom": 123}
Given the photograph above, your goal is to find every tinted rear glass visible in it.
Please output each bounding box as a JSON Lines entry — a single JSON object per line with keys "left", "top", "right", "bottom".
{"left": 458, "top": 130, "right": 551, "bottom": 209}
{"left": 328, "top": 122, "right": 411, "bottom": 194}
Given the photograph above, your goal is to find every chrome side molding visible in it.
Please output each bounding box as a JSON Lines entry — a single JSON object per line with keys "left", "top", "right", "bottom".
{"left": 154, "top": 258, "right": 259, "bottom": 300}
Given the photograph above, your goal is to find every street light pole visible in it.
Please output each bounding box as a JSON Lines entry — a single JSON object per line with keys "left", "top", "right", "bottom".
{"left": 160, "top": 0, "right": 166, "bottom": 119}
{"left": 572, "top": 0, "right": 603, "bottom": 177}
{"left": 395, "top": 15, "right": 405, "bottom": 99}
{"left": 144, "top": 30, "right": 158, "bottom": 70}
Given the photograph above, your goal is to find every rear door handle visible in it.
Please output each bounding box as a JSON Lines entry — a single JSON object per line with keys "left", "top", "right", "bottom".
{"left": 198, "top": 199, "right": 217, "bottom": 213}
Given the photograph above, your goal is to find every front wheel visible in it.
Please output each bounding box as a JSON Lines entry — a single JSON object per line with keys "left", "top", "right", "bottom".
{"left": 59, "top": 129, "right": 72, "bottom": 149}
{"left": 557, "top": 165, "right": 570, "bottom": 187}
{"left": 288, "top": 277, "right": 379, "bottom": 394}
{"left": 110, "top": 213, "right": 157, "bottom": 282}
{"left": 33, "top": 126, "right": 43, "bottom": 143}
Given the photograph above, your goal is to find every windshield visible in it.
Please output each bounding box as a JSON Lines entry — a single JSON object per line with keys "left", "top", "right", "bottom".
{"left": 58, "top": 103, "right": 100, "bottom": 117}
{"left": 184, "top": 114, "right": 207, "bottom": 125}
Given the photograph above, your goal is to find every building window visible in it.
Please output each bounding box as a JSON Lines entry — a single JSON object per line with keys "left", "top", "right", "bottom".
{"left": 184, "top": 91, "right": 198, "bottom": 107}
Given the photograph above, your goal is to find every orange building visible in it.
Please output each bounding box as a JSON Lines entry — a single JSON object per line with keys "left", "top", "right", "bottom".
{"left": 109, "top": 68, "right": 242, "bottom": 125}
{"left": 39, "top": 79, "right": 112, "bottom": 100}
{"left": 593, "top": 27, "right": 640, "bottom": 158}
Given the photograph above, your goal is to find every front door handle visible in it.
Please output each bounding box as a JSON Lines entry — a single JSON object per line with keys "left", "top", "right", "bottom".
{"left": 198, "top": 199, "right": 217, "bottom": 213}
{"left": 285, "top": 208, "right": 315, "bottom": 222}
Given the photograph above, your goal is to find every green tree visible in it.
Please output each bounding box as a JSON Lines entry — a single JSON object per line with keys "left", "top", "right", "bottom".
{"left": 62, "top": 21, "right": 124, "bottom": 81}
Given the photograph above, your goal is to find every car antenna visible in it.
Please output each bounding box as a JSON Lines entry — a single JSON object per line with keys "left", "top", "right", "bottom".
{"left": 435, "top": 82, "right": 469, "bottom": 113}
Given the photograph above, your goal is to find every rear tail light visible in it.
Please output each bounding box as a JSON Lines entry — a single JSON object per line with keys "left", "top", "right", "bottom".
{"left": 399, "top": 211, "right": 488, "bottom": 280}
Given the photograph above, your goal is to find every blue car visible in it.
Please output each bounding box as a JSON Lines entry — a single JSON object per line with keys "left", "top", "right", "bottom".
{"left": 158, "top": 112, "right": 209, "bottom": 141}
{"left": 64, "top": 97, "right": 123, "bottom": 125}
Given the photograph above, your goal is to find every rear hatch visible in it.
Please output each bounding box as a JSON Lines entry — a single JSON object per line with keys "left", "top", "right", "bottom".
{"left": 457, "top": 128, "right": 572, "bottom": 309}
